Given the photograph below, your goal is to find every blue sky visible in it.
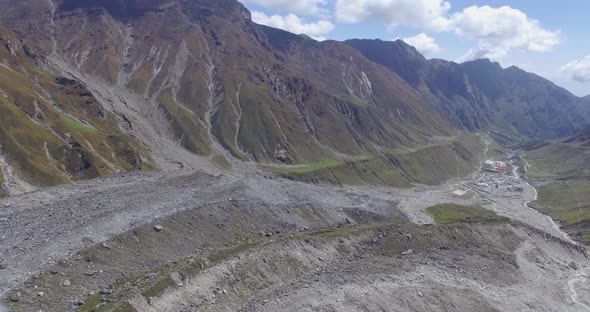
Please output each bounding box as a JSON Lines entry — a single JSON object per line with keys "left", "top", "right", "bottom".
{"left": 241, "top": 0, "right": 590, "bottom": 96}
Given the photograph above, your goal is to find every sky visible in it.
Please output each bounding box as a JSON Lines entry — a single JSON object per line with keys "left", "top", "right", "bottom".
{"left": 240, "top": 0, "right": 590, "bottom": 97}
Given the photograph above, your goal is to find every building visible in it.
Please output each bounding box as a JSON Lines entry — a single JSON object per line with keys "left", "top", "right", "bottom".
{"left": 483, "top": 160, "right": 507, "bottom": 172}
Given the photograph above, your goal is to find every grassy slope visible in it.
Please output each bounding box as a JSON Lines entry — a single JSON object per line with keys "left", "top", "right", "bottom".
{"left": 0, "top": 28, "right": 155, "bottom": 187}
{"left": 158, "top": 88, "right": 211, "bottom": 156}
{"left": 525, "top": 136, "right": 590, "bottom": 244}
{"left": 426, "top": 203, "right": 511, "bottom": 224}
{"left": 268, "top": 132, "right": 483, "bottom": 188}
{"left": 532, "top": 182, "right": 590, "bottom": 245}
{"left": 525, "top": 142, "right": 590, "bottom": 180}
{"left": 0, "top": 95, "right": 70, "bottom": 185}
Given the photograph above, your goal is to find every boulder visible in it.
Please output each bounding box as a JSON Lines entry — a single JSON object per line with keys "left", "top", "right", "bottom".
{"left": 9, "top": 291, "right": 21, "bottom": 302}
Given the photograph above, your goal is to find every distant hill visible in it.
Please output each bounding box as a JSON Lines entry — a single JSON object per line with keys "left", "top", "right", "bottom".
{"left": 564, "top": 126, "right": 590, "bottom": 147}
{"left": 345, "top": 39, "right": 590, "bottom": 141}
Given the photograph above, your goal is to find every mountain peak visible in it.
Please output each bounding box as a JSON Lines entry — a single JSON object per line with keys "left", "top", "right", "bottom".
{"left": 344, "top": 39, "right": 427, "bottom": 87}
{"left": 59, "top": 0, "right": 177, "bottom": 18}
{"left": 345, "top": 39, "right": 425, "bottom": 61}
{"left": 58, "top": 0, "right": 250, "bottom": 20}
{"left": 462, "top": 58, "right": 503, "bottom": 70}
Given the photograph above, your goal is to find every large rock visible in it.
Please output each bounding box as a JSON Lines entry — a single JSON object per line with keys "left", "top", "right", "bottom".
{"left": 9, "top": 291, "right": 21, "bottom": 302}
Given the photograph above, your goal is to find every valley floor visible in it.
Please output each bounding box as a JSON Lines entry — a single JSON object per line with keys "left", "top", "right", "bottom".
{"left": 0, "top": 162, "right": 588, "bottom": 311}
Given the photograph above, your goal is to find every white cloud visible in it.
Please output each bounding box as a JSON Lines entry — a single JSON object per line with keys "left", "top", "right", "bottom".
{"left": 561, "top": 55, "right": 590, "bottom": 83}
{"left": 402, "top": 33, "right": 441, "bottom": 55}
{"left": 335, "top": 0, "right": 451, "bottom": 30}
{"left": 455, "top": 48, "right": 492, "bottom": 63}
{"left": 334, "top": 1, "right": 560, "bottom": 61}
{"left": 242, "top": 0, "right": 328, "bottom": 15}
{"left": 450, "top": 6, "right": 560, "bottom": 60}
{"left": 251, "top": 11, "right": 334, "bottom": 40}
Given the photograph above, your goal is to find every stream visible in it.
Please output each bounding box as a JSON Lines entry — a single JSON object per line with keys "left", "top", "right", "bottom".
{"left": 515, "top": 155, "right": 589, "bottom": 310}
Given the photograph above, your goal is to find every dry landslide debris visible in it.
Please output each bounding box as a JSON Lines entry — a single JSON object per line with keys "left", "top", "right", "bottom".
{"left": 0, "top": 170, "right": 588, "bottom": 311}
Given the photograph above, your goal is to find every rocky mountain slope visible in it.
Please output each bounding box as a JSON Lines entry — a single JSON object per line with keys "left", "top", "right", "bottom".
{"left": 345, "top": 39, "right": 590, "bottom": 141}
{"left": 0, "top": 0, "right": 478, "bottom": 192}
{"left": 0, "top": 0, "right": 587, "bottom": 193}
{"left": 0, "top": 25, "right": 153, "bottom": 196}
{"left": 0, "top": 2, "right": 589, "bottom": 311}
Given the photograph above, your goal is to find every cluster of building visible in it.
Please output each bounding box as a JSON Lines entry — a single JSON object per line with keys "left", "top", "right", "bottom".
{"left": 474, "top": 173, "right": 524, "bottom": 193}
{"left": 483, "top": 160, "right": 508, "bottom": 173}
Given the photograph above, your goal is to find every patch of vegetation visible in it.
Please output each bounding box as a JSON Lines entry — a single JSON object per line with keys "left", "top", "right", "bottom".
{"left": 78, "top": 238, "right": 265, "bottom": 312}
{"left": 0, "top": 97, "right": 71, "bottom": 186}
{"left": 0, "top": 53, "right": 157, "bottom": 187}
{"left": 426, "top": 203, "right": 511, "bottom": 225}
{"left": 0, "top": 172, "right": 6, "bottom": 197}
{"left": 267, "top": 155, "right": 413, "bottom": 187}
{"left": 212, "top": 154, "right": 232, "bottom": 170}
{"left": 524, "top": 142, "right": 590, "bottom": 180}
{"left": 518, "top": 132, "right": 590, "bottom": 245}
{"left": 78, "top": 298, "right": 136, "bottom": 312}
{"left": 532, "top": 181, "right": 590, "bottom": 245}
{"left": 211, "top": 98, "right": 250, "bottom": 161}
{"left": 485, "top": 139, "right": 507, "bottom": 160}
{"left": 158, "top": 88, "right": 211, "bottom": 156}
{"left": 60, "top": 116, "right": 97, "bottom": 134}
{"left": 270, "top": 158, "right": 345, "bottom": 175}
{"left": 142, "top": 276, "right": 177, "bottom": 303}
{"left": 77, "top": 293, "right": 104, "bottom": 312}
{"left": 268, "top": 133, "right": 482, "bottom": 188}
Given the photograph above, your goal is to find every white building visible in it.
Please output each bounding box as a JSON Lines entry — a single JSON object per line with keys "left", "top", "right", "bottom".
{"left": 483, "top": 160, "right": 507, "bottom": 172}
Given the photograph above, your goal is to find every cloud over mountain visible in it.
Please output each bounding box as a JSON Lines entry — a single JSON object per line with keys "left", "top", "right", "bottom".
{"left": 242, "top": 0, "right": 327, "bottom": 15}
{"left": 450, "top": 6, "right": 560, "bottom": 60}
{"left": 251, "top": 11, "right": 334, "bottom": 40}
{"left": 402, "top": 33, "right": 441, "bottom": 55}
{"left": 334, "top": 1, "right": 560, "bottom": 60}
{"left": 562, "top": 55, "right": 590, "bottom": 83}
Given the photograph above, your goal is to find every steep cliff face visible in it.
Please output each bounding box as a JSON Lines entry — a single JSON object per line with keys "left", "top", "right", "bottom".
{"left": 346, "top": 39, "right": 590, "bottom": 140}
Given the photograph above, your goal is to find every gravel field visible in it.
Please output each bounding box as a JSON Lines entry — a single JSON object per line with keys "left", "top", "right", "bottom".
{"left": 0, "top": 166, "right": 589, "bottom": 311}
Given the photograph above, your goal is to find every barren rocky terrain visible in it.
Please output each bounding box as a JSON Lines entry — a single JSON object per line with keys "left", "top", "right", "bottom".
{"left": 1, "top": 158, "right": 589, "bottom": 311}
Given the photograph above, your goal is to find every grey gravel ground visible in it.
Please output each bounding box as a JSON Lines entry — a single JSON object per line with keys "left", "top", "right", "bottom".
{"left": 0, "top": 166, "right": 589, "bottom": 311}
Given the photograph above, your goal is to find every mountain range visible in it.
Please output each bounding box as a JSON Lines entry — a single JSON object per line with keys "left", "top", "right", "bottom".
{"left": 1, "top": 2, "right": 590, "bottom": 311}
{"left": 0, "top": 0, "right": 588, "bottom": 193}
{"left": 346, "top": 39, "right": 590, "bottom": 140}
